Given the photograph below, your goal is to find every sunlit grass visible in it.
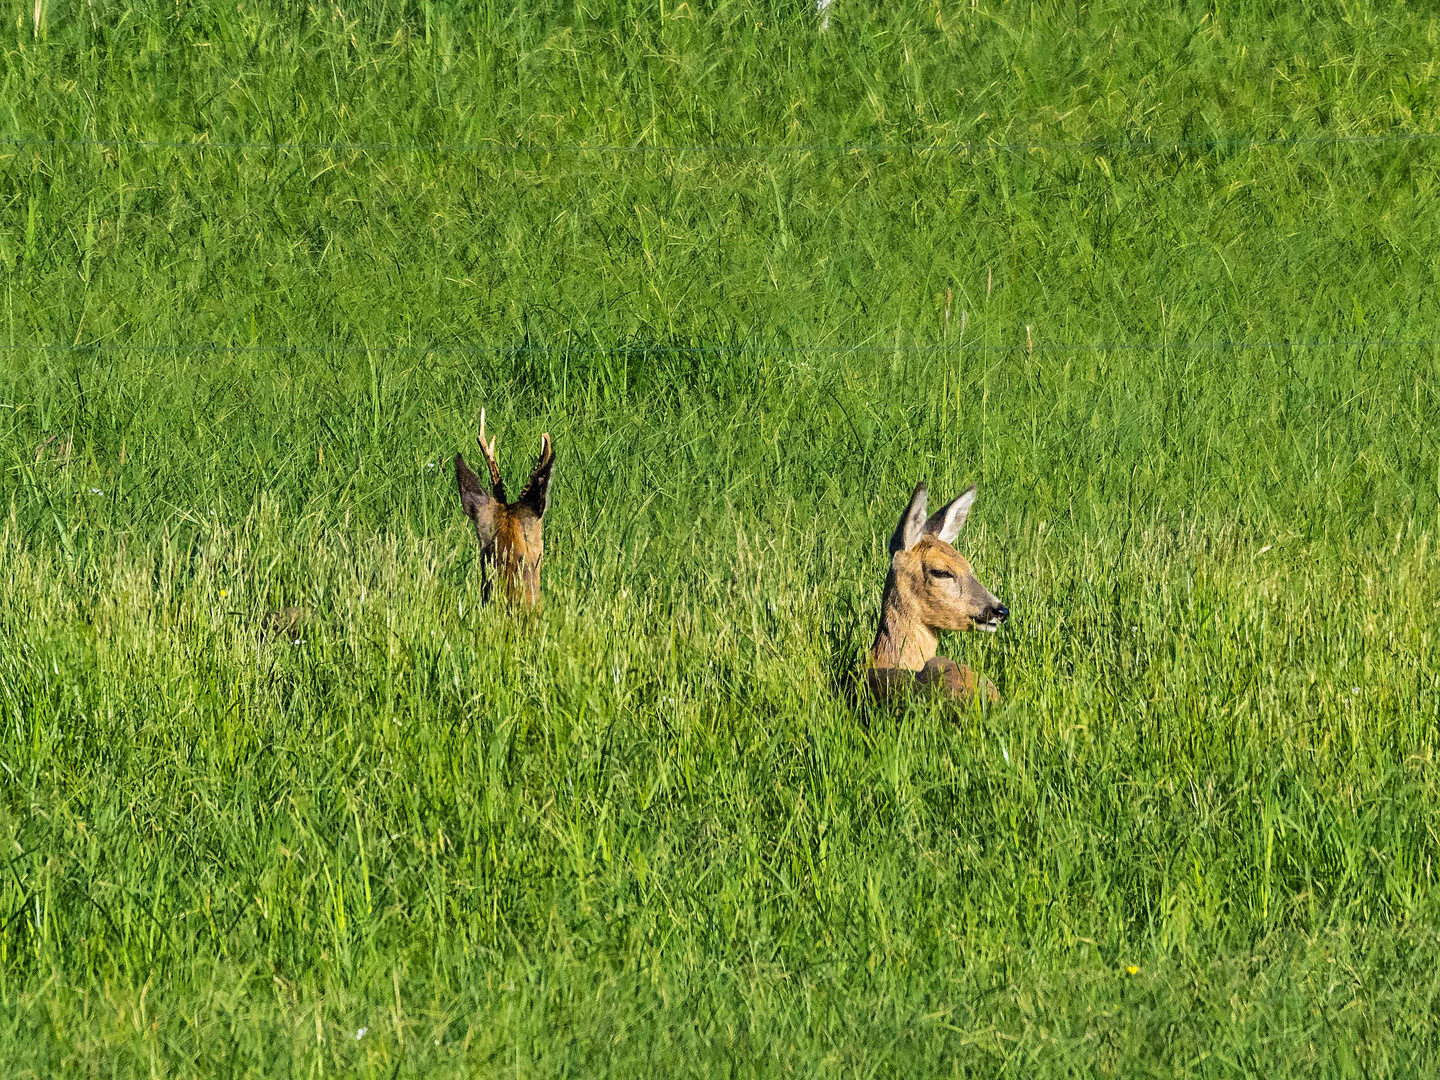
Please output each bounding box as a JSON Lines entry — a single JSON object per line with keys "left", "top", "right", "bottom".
{"left": 2, "top": 0, "right": 1440, "bottom": 1075}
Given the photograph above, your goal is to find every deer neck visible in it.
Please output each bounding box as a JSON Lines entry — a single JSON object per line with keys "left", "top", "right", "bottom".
{"left": 869, "top": 572, "right": 938, "bottom": 671}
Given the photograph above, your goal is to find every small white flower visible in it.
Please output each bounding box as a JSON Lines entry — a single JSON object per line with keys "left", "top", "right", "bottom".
{"left": 1350, "top": 687, "right": 1360, "bottom": 695}
{"left": 355, "top": 1027, "right": 367, "bottom": 1040}
{"left": 89, "top": 488, "right": 104, "bottom": 495}
{"left": 292, "top": 638, "right": 305, "bottom": 646}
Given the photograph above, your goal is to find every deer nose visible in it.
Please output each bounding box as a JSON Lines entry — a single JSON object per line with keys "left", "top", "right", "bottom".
{"left": 994, "top": 604, "right": 1010, "bottom": 622}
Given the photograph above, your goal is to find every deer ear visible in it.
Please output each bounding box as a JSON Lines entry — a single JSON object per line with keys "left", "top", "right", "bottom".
{"left": 516, "top": 433, "right": 554, "bottom": 518}
{"left": 455, "top": 453, "right": 497, "bottom": 540}
{"left": 923, "top": 484, "right": 977, "bottom": 544}
{"left": 888, "top": 483, "right": 929, "bottom": 556}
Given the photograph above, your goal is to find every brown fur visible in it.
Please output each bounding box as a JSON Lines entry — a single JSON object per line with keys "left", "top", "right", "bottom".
{"left": 260, "top": 605, "right": 310, "bottom": 641}
{"left": 866, "top": 658, "right": 999, "bottom": 707}
{"left": 455, "top": 411, "right": 554, "bottom": 611}
{"left": 866, "top": 483, "right": 1007, "bottom": 707}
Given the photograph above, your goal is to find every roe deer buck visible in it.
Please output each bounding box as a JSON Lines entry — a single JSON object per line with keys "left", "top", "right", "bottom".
{"left": 454, "top": 410, "right": 555, "bottom": 609}
{"left": 866, "top": 482, "right": 1008, "bottom": 706}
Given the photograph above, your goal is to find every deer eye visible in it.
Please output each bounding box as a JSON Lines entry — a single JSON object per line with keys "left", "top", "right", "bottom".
{"left": 929, "top": 568, "right": 955, "bottom": 580}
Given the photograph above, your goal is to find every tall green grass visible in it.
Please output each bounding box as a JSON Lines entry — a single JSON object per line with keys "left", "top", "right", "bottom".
{"left": 2, "top": 0, "right": 1440, "bottom": 1075}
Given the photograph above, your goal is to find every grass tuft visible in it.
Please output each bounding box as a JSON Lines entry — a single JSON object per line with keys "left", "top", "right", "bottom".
{"left": 2, "top": 0, "right": 1440, "bottom": 1074}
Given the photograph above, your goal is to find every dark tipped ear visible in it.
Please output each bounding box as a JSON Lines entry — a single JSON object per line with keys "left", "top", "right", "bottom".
{"left": 888, "top": 483, "right": 928, "bottom": 556}
{"left": 455, "top": 453, "right": 497, "bottom": 539}
{"left": 923, "top": 484, "right": 977, "bottom": 544}
{"left": 516, "top": 433, "right": 554, "bottom": 518}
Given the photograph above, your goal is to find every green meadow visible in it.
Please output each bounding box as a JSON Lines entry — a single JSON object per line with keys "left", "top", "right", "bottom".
{"left": 2, "top": 0, "right": 1440, "bottom": 1074}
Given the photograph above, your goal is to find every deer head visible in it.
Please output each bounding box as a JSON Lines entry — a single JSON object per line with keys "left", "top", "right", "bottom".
{"left": 454, "top": 410, "right": 555, "bottom": 609}
{"left": 869, "top": 482, "right": 1008, "bottom": 670}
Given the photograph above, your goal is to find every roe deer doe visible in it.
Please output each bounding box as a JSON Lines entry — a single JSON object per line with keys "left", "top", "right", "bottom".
{"left": 454, "top": 410, "right": 555, "bottom": 609}
{"left": 866, "top": 482, "right": 1008, "bottom": 706}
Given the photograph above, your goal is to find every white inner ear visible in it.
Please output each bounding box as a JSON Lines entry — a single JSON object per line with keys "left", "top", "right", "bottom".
{"left": 901, "top": 503, "right": 927, "bottom": 551}
{"left": 890, "top": 485, "right": 929, "bottom": 555}
{"left": 928, "top": 487, "right": 977, "bottom": 544}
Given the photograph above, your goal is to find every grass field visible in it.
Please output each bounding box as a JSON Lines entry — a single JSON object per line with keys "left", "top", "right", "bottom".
{"left": 3, "top": 0, "right": 1440, "bottom": 1074}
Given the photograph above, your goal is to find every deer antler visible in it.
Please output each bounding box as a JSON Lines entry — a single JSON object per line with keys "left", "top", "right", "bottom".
{"left": 477, "top": 408, "right": 506, "bottom": 502}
